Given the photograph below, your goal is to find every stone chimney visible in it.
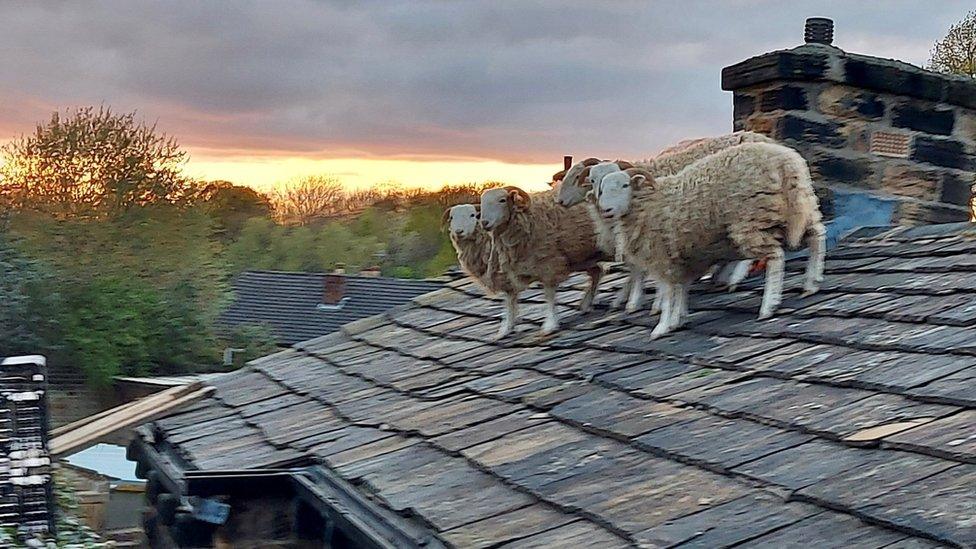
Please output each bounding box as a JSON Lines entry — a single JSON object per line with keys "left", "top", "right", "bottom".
{"left": 722, "top": 17, "right": 976, "bottom": 231}
{"left": 323, "top": 274, "right": 345, "bottom": 305}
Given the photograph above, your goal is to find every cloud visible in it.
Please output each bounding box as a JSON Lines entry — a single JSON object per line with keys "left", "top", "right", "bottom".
{"left": 0, "top": 0, "right": 968, "bottom": 163}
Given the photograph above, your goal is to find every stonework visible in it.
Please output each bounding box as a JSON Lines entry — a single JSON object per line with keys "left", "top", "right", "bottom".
{"left": 723, "top": 44, "right": 976, "bottom": 225}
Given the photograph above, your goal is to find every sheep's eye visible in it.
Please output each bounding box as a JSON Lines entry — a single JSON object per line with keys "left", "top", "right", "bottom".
{"left": 499, "top": 198, "right": 506, "bottom": 203}
{"left": 622, "top": 184, "right": 629, "bottom": 188}
{"left": 470, "top": 213, "right": 475, "bottom": 217}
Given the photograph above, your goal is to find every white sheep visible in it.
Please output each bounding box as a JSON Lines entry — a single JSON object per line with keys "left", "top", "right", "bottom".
{"left": 480, "top": 186, "right": 607, "bottom": 336}
{"left": 443, "top": 204, "right": 519, "bottom": 338}
{"left": 556, "top": 132, "right": 775, "bottom": 311}
{"left": 597, "top": 142, "right": 826, "bottom": 339}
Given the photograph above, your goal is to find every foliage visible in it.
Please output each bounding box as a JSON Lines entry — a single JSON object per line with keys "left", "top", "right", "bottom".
{"left": 0, "top": 233, "right": 61, "bottom": 358}
{"left": 220, "top": 323, "right": 280, "bottom": 365}
{"left": 7, "top": 207, "right": 226, "bottom": 385}
{"left": 0, "top": 106, "right": 194, "bottom": 219}
{"left": 196, "top": 180, "right": 273, "bottom": 239}
{"left": 928, "top": 10, "right": 976, "bottom": 77}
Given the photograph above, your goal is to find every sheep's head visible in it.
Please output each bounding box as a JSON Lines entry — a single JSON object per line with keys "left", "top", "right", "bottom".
{"left": 556, "top": 157, "right": 600, "bottom": 207}
{"left": 480, "top": 186, "right": 530, "bottom": 231}
{"left": 598, "top": 169, "right": 652, "bottom": 219}
{"left": 443, "top": 204, "right": 480, "bottom": 239}
{"left": 585, "top": 161, "right": 628, "bottom": 198}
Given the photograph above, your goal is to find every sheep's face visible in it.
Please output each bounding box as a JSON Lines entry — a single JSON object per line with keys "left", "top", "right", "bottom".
{"left": 597, "top": 171, "right": 635, "bottom": 218}
{"left": 556, "top": 164, "right": 587, "bottom": 207}
{"left": 556, "top": 158, "right": 601, "bottom": 207}
{"left": 481, "top": 187, "right": 530, "bottom": 231}
{"left": 586, "top": 162, "right": 623, "bottom": 194}
{"left": 447, "top": 204, "right": 479, "bottom": 239}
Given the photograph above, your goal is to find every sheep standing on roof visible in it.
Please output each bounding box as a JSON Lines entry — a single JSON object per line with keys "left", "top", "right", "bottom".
{"left": 443, "top": 204, "right": 519, "bottom": 338}
{"left": 597, "top": 141, "right": 826, "bottom": 338}
{"left": 556, "top": 131, "right": 775, "bottom": 311}
{"left": 480, "top": 186, "right": 607, "bottom": 336}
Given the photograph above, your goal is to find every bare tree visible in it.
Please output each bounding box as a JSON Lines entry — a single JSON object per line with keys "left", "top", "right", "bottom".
{"left": 271, "top": 175, "right": 346, "bottom": 225}
{"left": 928, "top": 10, "right": 976, "bottom": 78}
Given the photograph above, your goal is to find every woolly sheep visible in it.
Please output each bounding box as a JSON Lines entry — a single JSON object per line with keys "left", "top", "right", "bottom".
{"left": 443, "top": 204, "right": 518, "bottom": 338}
{"left": 480, "top": 186, "right": 607, "bottom": 335}
{"left": 598, "top": 142, "right": 826, "bottom": 339}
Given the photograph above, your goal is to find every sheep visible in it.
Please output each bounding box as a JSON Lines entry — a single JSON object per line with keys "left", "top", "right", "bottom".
{"left": 556, "top": 132, "right": 775, "bottom": 309}
{"left": 442, "top": 204, "right": 519, "bottom": 338}
{"left": 480, "top": 186, "right": 607, "bottom": 336}
{"left": 597, "top": 142, "right": 826, "bottom": 339}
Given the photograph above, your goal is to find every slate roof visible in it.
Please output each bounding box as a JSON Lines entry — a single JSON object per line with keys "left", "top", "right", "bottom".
{"left": 217, "top": 271, "right": 444, "bottom": 345}
{"left": 147, "top": 222, "right": 976, "bottom": 548}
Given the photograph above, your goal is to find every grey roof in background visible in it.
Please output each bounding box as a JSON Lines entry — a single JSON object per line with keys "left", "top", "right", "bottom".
{"left": 148, "top": 222, "right": 976, "bottom": 547}
{"left": 217, "top": 271, "right": 444, "bottom": 345}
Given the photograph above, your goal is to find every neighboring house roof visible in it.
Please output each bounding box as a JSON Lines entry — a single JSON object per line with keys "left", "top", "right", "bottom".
{"left": 217, "top": 271, "right": 444, "bottom": 345}
{"left": 138, "top": 222, "right": 976, "bottom": 547}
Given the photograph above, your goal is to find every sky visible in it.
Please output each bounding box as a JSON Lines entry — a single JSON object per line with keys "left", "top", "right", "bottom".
{"left": 0, "top": 1, "right": 969, "bottom": 192}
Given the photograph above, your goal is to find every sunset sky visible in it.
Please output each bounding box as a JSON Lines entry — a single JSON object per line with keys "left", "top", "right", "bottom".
{"left": 0, "top": 1, "right": 969, "bottom": 192}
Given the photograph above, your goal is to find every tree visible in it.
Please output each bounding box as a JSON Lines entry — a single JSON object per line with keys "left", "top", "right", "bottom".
{"left": 271, "top": 175, "right": 346, "bottom": 225}
{"left": 0, "top": 233, "right": 61, "bottom": 357}
{"left": 928, "top": 10, "right": 976, "bottom": 78}
{"left": 0, "top": 106, "right": 193, "bottom": 219}
{"left": 196, "top": 180, "right": 272, "bottom": 239}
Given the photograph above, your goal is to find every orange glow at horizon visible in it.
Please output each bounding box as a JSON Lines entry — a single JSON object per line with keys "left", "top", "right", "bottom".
{"left": 182, "top": 150, "right": 558, "bottom": 193}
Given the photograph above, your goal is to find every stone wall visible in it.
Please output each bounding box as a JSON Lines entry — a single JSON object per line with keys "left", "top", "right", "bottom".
{"left": 723, "top": 42, "right": 976, "bottom": 226}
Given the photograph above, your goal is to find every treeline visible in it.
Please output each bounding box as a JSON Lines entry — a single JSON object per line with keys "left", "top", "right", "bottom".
{"left": 0, "top": 107, "right": 496, "bottom": 385}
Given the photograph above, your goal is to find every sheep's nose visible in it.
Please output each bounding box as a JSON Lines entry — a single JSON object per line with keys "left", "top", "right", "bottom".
{"left": 454, "top": 228, "right": 463, "bottom": 235}
{"left": 481, "top": 220, "right": 490, "bottom": 229}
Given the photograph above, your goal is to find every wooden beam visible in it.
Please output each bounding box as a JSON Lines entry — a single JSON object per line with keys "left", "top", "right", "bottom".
{"left": 50, "top": 382, "right": 202, "bottom": 438}
{"left": 50, "top": 384, "right": 214, "bottom": 458}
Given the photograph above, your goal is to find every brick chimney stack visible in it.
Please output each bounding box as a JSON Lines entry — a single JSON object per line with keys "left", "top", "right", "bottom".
{"left": 323, "top": 274, "right": 345, "bottom": 305}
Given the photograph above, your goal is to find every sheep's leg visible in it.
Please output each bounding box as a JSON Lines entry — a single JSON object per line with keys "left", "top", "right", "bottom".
{"left": 649, "top": 280, "right": 662, "bottom": 314}
{"left": 724, "top": 260, "right": 752, "bottom": 292}
{"left": 759, "top": 248, "right": 785, "bottom": 319}
{"left": 612, "top": 271, "right": 633, "bottom": 310}
{"left": 625, "top": 268, "right": 646, "bottom": 313}
{"left": 541, "top": 286, "right": 560, "bottom": 334}
{"left": 495, "top": 292, "right": 518, "bottom": 340}
{"left": 579, "top": 266, "right": 603, "bottom": 313}
{"left": 672, "top": 283, "right": 689, "bottom": 327}
{"left": 650, "top": 282, "right": 675, "bottom": 339}
{"left": 728, "top": 225, "right": 784, "bottom": 320}
{"left": 803, "top": 222, "right": 827, "bottom": 296}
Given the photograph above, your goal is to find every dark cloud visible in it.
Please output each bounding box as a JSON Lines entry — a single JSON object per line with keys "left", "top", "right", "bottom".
{"left": 0, "top": 0, "right": 968, "bottom": 162}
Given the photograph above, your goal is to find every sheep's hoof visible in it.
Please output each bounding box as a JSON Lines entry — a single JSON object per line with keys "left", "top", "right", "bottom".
{"left": 801, "top": 285, "right": 820, "bottom": 297}
{"left": 758, "top": 310, "right": 774, "bottom": 320}
{"left": 493, "top": 325, "right": 513, "bottom": 341}
{"left": 726, "top": 284, "right": 738, "bottom": 293}
{"left": 650, "top": 325, "right": 670, "bottom": 339}
{"left": 540, "top": 319, "right": 559, "bottom": 334}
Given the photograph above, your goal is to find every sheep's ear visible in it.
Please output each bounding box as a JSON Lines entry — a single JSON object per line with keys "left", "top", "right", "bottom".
{"left": 581, "top": 157, "right": 601, "bottom": 167}
{"left": 615, "top": 160, "right": 634, "bottom": 170}
{"left": 508, "top": 188, "right": 530, "bottom": 210}
{"left": 585, "top": 189, "right": 596, "bottom": 202}
{"left": 631, "top": 174, "right": 649, "bottom": 190}
{"left": 441, "top": 208, "right": 451, "bottom": 227}
{"left": 579, "top": 167, "right": 592, "bottom": 187}
{"left": 552, "top": 169, "right": 566, "bottom": 182}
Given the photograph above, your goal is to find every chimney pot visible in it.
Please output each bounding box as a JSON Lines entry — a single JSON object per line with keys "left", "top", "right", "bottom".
{"left": 804, "top": 17, "right": 834, "bottom": 45}
{"left": 563, "top": 156, "right": 573, "bottom": 170}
